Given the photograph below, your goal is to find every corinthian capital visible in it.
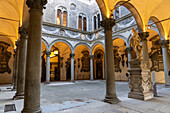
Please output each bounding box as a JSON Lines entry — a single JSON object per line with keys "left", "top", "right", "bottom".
{"left": 138, "top": 32, "right": 149, "bottom": 41}
{"left": 26, "top": 0, "right": 47, "bottom": 10}
{"left": 159, "top": 40, "right": 169, "bottom": 48}
{"left": 100, "top": 18, "right": 115, "bottom": 30}
{"left": 19, "top": 27, "right": 28, "bottom": 39}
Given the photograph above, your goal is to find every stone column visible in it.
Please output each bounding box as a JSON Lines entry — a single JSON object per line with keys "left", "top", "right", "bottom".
{"left": 89, "top": 55, "right": 94, "bottom": 80}
{"left": 12, "top": 51, "right": 16, "bottom": 86}
{"left": 160, "top": 40, "right": 170, "bottom": 86}
{"left": 22, "top": 0, "right": 47, "bottom": 113}
{"left": 101, "top": 18, "right": 120, "bottom": 104}
{"left": 45, "top": 51, "right": 51, "bottom": 84}
{"left": 125, "top": 47, "right": 132, "bottom": 68}
{"left": 61, "top": 12, "right": 63, "bottom": 26}
{"left": 14, "top": 27, "right": 28, "bottom": 99}
{"left": 70, "top": 54, "right": 75, "bottom": 81}
{"left": 12, "top": 40, "right": 20, "bottom": 91}
{"left": 138, "top": 32, "right": 149, "bottom": 64}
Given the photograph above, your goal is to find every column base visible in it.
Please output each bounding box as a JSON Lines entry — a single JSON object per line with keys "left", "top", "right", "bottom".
{"left": 71, "top": 80, "right": 75, "bottom": 83}
{"left": 128, "top": 91, "right": 153, "bottom": 100}
{"left": 165, "top": 84, "right": 170, "bottom": 88}
{"left": 104, "top": 96, "right": 121, "bottom": 104}
{"left": 22, "top": 108, "right": 42, "bottom": 113}
{"left": 11, "top": 88, "right": 16, "bottom": 91}
{"left": 13, "top": 93, "right": 24, "bottom": 100}
{"left": 44, "top": 82, "right": 50, "bottom": 84}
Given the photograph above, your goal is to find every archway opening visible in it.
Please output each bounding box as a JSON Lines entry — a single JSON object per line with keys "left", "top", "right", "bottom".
{"left": 74, "top": 45, "right": 90, "bottom": 80}
{"left": 41, "top": 41, "right": 47, "bottom": 82}
{"left": 92, "top": 44, "right": 105, "bottom": 80}
{"left": 147, "top": 28, "right": 165, "bottom": 84}
{"left": 50, "top": 42, "right": 71, "bottom": 81}
{"left": 113, "top": 38, "right": 129, "bottom": 81}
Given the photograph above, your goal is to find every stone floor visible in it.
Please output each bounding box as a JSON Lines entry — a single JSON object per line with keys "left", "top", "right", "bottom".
{"left": 0, "top": 80, "right": 170, "bottom": 113}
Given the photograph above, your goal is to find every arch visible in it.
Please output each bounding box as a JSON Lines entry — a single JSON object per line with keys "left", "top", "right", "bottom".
{"left": 96, "top": 0, "right": 108, "bottom": 19}
{"left": 42, "top": 38, "right": 48, "bottom": 50}
{"left": 113, "top": 35, "right": 128, "bottom": 46}
{"left": 149, "top": 16, "right": 165, "bottom": 40}
{"left": 74, "top": 43, "right": 91, "bottom": 54}
{"left": 49, "top": 39, "right": 73, "bottom": 53}
{"left": 91, "top": 42, "right": 105, "bottom": 54}
{"left": 114, "top": 1, "right": 144, "bottom": 32}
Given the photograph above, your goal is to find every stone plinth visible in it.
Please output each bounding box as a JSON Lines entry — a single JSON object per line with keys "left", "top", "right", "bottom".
{"left": 128, "top": 60, "right": 153, "bottom": 100}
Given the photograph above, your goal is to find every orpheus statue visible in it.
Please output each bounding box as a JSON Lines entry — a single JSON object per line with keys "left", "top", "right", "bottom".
{"left": 130, "top": 28, "right": 143, "bottom": 60}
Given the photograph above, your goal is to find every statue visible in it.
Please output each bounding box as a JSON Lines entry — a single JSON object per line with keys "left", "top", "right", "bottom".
{"left": 130, "top": 28, "right": 143, "bottom": 60}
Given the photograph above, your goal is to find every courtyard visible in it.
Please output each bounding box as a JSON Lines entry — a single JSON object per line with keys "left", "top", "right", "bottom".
{"left": 0, "top": 81, "right": 170, "bottom": 113}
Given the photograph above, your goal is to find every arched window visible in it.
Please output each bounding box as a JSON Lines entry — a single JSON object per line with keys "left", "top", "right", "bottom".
{"left": 83, "top": 17, "right": 87, "bottom": 31}
{"left": 97, "top": 14, "right": 100, "bottom": 28}
{"left": 94, "top": 16, "right": 96, "bottom": 30}
{"left": 114, "top": 7, "right": 120, "bottom": 19}
{"left": 57, "top": 9, "right": 61, "bottom": 25}
{"left": 78, "top": 14, "right": 87, "bottom": 31}
{"left": 79, "top": 16, "right": 82, "bottom": 30}
{"left": 63, "top": 11, "right": 67, "bottom": 27}
{"left": 93, "top": 13, "right": 101, "bottom": 30}
{"left": 56, "top": 8, "right": 67, "bottom": 27}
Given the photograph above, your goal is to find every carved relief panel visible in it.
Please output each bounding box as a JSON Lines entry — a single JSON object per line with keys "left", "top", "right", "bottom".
{"left": 81, "top": 50, "right": 90, "bottom": 72}
{"left": 0, "top": 41, "right": 12, "bottom": 74}
{"left": 113, "top": 46, "right": 121, "bottom": 72}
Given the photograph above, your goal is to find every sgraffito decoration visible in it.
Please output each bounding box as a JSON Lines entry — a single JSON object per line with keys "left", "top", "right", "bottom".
{"left": 0, "top": 41, "right": 12, "bottom": 74}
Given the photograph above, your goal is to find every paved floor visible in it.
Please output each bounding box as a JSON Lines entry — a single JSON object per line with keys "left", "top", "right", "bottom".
{"left": 0, "top": 80, "right": 170, "bottom": 113}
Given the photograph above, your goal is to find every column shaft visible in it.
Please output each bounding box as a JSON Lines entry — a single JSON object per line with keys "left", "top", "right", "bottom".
{"left": 101, "top": 18, "right": 120, "bottom": 104}
{"left": 22, "top": 0, "right": 47, "bottom": 112}
{"left": 161, "top": 40, "right": 170, "bottom": 86}
{"left": 90, "top": 55, "right": 94, "bottom": 80}
{"left": 14, "top": 28, "right": 28, "bottom": 99}
{"left": 12, "top": 41, "right": 20, "bottom": 91}
{"left": 45, "top": 52, "right": 51, "bottom": 83}
{"left": 142, "top": 40, "right": 149, "bottom": 61}
{"left": 70, "top": 54, "right": 75, "bottom": 81}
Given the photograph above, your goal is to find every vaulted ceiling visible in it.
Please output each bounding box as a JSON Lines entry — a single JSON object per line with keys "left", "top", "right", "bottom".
{"left": 96, "top": 0, "right": 170, "bottom": 40}
{"left": 0, "top": 0, "right": 170, "bottom": 46}
{"left": 0, "top": 0, "right": 24, "bottom": 44}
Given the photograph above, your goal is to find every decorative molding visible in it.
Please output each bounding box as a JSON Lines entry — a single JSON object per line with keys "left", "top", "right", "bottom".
{"left": 101, "top": 18, "right": 116, "bottom": 30}
{"left": 26, "top": 0, "right": 47, "bottom": 10}
{"left": 70, "top": 53, "right": 75, "bottom": 58}
{"left": 159, "top": 40, "right": 169, "bottom": 48}
{"left": 138, "top": 32, "right": 149, "bottom": 41}
{"left": 19, "top": 27, "right": 28, "bottom": 39}
{"left": 45, "top": 51, "right": 51, "bottom": 56}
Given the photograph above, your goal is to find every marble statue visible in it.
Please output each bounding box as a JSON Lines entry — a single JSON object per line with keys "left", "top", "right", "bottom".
{"left": 130, "top": 28, "right": 143, "bottom": 60}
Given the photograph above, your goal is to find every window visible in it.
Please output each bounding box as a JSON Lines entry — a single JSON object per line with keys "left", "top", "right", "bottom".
{"left": 56, "top": 8, "right": 67, "bottom": 27}
{"left": 63, "top": 11, "right": 67, "bottom": 27}
{"left": 78, "top": 14, "right": 87, "bottom": 31}
{"left": 97, "top": 14, "right": 100, "bottom": 28}
{"left": 114, "top": 8, "right": 120, "bottom": 19}
{"left": 79, "top": 16, "right": 82, "bottom": 30}
{"left": 57, "top": 9, "right": 61, "bottom": 25}
{"left": 94, "top": 16, "right": 96, "bottom": 30}
{"left": 93, "top": 13, "right": 101, "bottom": 30}
{"left": 83, "top": 17, "right": 87, "bottom": 31}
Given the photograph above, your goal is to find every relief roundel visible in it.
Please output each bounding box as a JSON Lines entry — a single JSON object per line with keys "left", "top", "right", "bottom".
{"left": 0, "top": 41, "right": 12, "bottom": 74}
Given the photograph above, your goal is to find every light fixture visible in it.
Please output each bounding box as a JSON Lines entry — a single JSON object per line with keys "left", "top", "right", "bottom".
{"left": 54, "top": 50, "right": 58, "bottom": 55}
{"left": 50, "top": 52, "right": 55, "bottom": 58}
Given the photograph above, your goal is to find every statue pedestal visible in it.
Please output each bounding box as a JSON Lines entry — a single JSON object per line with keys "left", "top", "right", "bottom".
{"left": 128, "top": 60, "right": 153, "bottom": 100}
